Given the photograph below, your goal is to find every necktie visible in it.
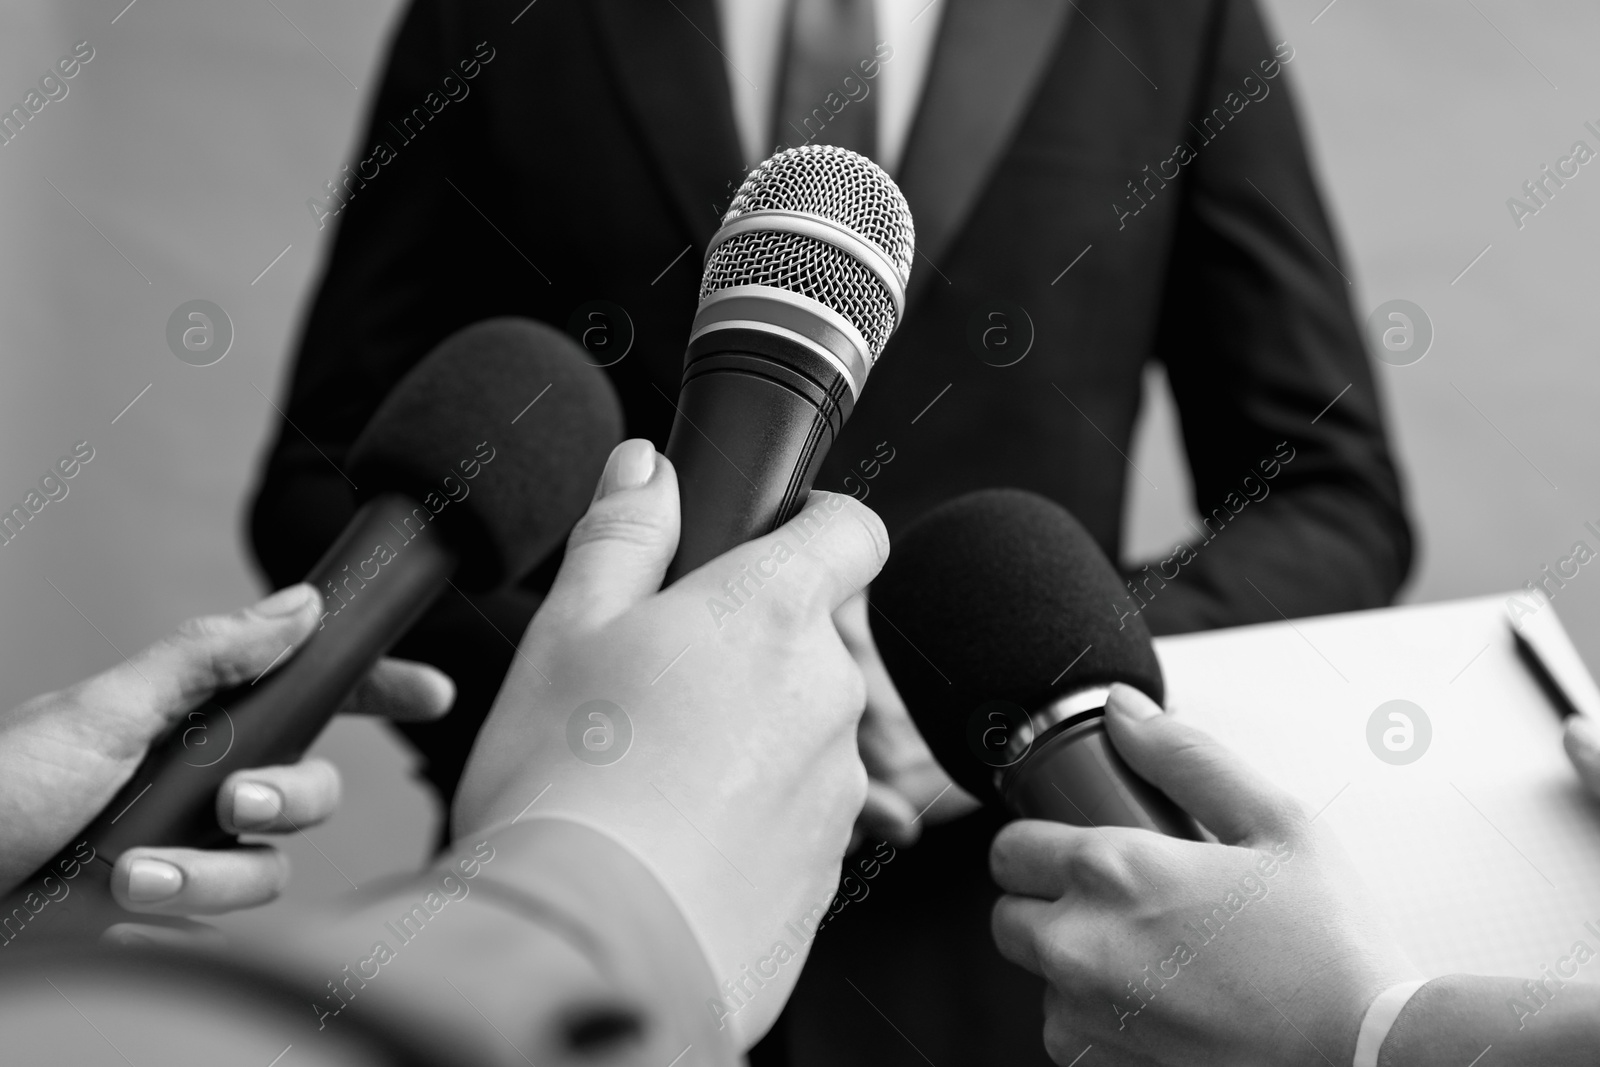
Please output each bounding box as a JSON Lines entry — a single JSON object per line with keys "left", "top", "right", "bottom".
{"left": 772, "top": 0, "right": 879, "bottom": 159}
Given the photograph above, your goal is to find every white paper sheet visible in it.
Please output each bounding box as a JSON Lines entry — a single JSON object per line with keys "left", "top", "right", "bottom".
{"left": 1155, "top": 594, "right": 1600, "bottom": 978}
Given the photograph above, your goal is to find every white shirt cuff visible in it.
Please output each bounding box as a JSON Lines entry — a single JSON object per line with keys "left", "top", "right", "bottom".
{"left": 1352, "top": 979, "right": 1427, "bottom": 1067}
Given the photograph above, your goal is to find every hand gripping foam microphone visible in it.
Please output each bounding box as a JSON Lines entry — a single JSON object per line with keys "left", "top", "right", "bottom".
{"left": 868, "top": 489, "right": 1201, "bottom": 837}
{"left": 662, "top": 145, "right": 914, "bottom": 581}
{"left": 9, "top": 318, "right": 622, "bottom": 941}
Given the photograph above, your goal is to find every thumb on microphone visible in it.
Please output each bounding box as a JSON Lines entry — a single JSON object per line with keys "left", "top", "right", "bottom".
{"left": 540, "top": 439, "right": 680, "bottom": 632}
{"left": 1103, "top": 684, "right": 1307, "bottom": 847}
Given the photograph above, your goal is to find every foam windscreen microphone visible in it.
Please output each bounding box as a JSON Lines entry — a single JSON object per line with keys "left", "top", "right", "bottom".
{"left": 9, "top": 318, "right": 622, "bottom": 941}
{"left": 869, "top": 489, "right": 1200, "bottom": 836}
{"left": 662, "top": 145, "right": 914, "bottom": 581}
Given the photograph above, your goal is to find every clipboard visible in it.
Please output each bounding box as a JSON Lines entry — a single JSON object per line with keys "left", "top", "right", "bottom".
{"left": 1155, "top": 594, "right": 1600, "bottom": 978}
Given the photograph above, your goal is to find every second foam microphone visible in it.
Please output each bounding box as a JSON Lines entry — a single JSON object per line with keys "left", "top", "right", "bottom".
{"left": 662, "top": 145, "right": 914, "bottom": 582}
{"left": 870, "top": 489, "right": 1202, "bottom": 838}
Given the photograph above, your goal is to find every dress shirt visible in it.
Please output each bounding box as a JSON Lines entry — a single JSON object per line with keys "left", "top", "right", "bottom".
{"left": 713, "top": 0, "right": 943, "bottom": 173}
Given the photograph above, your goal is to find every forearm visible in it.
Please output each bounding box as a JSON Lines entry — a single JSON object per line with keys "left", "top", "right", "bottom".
{"left": 1146, "top": 0, "right": 1412, "bottom": 638}
{"left": 295, "top": 874, "right": 632, "bottom": 1065}
{"left": 1378, "top": 974, "right": 1600, "bottom": 1066}
{"left": 282, "top": 819, "right": 736, "bottom": 1067}
{"left": 1133, "top": 483, "right": 1409, "bottom": 636}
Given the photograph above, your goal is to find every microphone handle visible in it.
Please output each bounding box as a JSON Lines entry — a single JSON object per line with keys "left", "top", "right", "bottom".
{"left": 2, "top": 493, "right": 457, "bottom": 944}
{"left": 1001, "top": 712, "right": 1204, "bottom": 839}
{"left": 662, "top": 329, "right": 855, "bottom": 584}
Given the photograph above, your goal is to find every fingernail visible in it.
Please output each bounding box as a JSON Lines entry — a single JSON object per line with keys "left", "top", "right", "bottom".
{"left": 126, "top": 858, "right": 184, "bottom": 903}
{"left": 231, "top": 781, "right": 285, "bottom": 829}
{"left": 599, "top": 439, "right": 656, "bottom": 497}
{"left": 255, "top": 583, "right": 318, "bottom": 617}
{"left": 102, "top": 924, "right": 158, "bottom": 948}
{"left": 1109, "top": 683, "right": 1163, "bottom": 721}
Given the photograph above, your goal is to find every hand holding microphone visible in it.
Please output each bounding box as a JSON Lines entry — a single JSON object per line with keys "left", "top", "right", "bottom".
{"left": 656, "top": 145, "right": 935, "bottom": 853}
{"left": 0, "top": 596, "right": 451, "bottom": 936}
{"left": 869, "top": 490, "right": 1414, "bottom": 1065}
{"left": 4, "top": 317, "right": 622, "bottom": 941}
{"left": 456, "top": 442, "right": 890, "bottom": 1050}
{"left": 989, "top": 685, "right": 1421, "bottom": 1067}
{"left": 0, "top": 442, "right": 893, "bottom": 1067}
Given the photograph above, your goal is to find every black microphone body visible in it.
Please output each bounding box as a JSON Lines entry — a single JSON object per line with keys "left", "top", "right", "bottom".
{"left": 102, "top": 495, "right": 457, "bottom": 852}
{"left": 663, "top": 145, "right": 914, "bottom": 581}
{"left": 664, "top": 332, "right": 854, "bottom": 577}
{"left": 4, "top": 319, "right": 622, "bottom": 943}
{"left": 998, "top": 706, "right": 1198, "bottom": 836}
{"left": 870, "top": 489, "right": 1202, "bottom": 839}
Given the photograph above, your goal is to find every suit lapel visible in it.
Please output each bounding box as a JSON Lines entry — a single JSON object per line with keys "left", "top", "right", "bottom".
{"left": 897, "top": 0, "right": 1073, "bottom": 303}
{"left": 590, "top": 0, "right": 746, "bottom": 247}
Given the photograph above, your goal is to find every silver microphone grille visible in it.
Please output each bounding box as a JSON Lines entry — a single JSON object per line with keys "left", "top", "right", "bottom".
{"left": 698, "top": 145, "right": 915, "bottom": 368}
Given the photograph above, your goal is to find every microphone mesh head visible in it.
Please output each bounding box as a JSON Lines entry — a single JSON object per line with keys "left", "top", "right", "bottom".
{"left": 700, "top": 145, "right": 914, "bottom": 364}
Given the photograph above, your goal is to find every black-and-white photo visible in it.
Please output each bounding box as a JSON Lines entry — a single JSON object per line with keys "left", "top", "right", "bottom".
{"left": 0, "top": 2, "right": 1596, "bottom": 1064}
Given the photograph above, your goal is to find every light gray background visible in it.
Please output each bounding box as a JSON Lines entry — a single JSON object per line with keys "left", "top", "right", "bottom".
{"left": 1, "top": 0, "right": 1595, "bottom": 925}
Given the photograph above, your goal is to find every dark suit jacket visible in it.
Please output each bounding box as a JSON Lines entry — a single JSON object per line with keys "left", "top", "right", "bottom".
{"left": 249, "top": 1, "right": 1412, "bottom": 1064}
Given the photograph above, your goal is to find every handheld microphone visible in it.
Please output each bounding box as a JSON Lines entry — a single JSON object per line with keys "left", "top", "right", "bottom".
{"left": 8, "top": 318, "right": 623, "bottom": 940}
{"left": 868, "top": 489, "right": 1201, "bottom": 837}
{"left": 662, "top": 145, "right": 914, "bottom": 581}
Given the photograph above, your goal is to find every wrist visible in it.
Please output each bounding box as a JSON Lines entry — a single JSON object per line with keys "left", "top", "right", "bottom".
{"left": 282, "top": 820, "right": 739, "bottom": 1065}
{"left": 1354, "top": 979, "right": 1428, "bottom": 1067}
{"left": 1280, "top": 954, "right": 1421, "bottom": 1067}
{"left": 1375, "top": 974, "right": 1600, "bottom": 1066}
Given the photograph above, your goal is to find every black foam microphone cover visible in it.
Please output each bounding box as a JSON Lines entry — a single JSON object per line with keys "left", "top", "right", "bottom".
{"left": 5, "top": 318, "right": 623, "bottom": 944}
{"left": 347, "top": 317, "right": 624, "bottom": 589}
{"left": 869, "top": 489, "right": 1164, "bottom": 804}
